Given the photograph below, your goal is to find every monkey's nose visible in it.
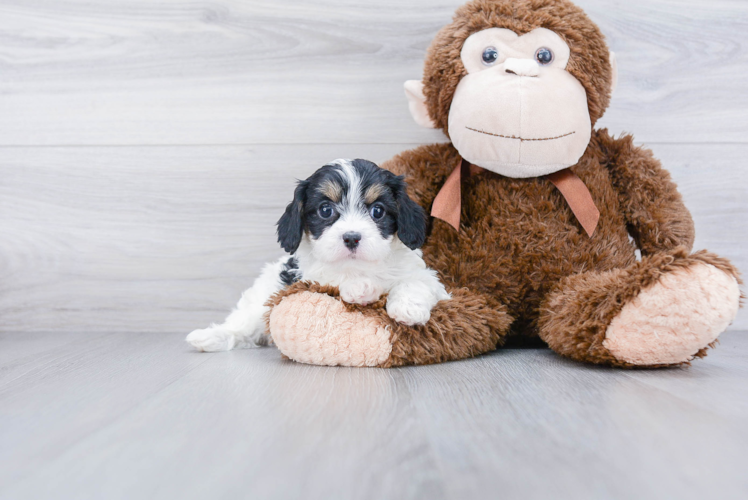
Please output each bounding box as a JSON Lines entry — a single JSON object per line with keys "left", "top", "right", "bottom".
{"left": 342, "top": 232, "right": 362, "bottom": 250}
{"left": 504, "top": 58, "right": 540, "bottom": 77}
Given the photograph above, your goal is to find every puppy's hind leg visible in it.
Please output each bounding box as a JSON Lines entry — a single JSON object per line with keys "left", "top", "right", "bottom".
{"left": 186, "top": 256, "right": 298, "bottom": 352}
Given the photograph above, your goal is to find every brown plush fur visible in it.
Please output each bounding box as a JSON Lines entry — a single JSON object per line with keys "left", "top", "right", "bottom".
{"left": 538, "top": 248, "right": 742, "bottom": 368}
{"left": 383, "top": 129, "right": 698, "bottom": 347}
{"left": 267, "top": 0, "right": 740, "bottom": 368}
{"left": 423, "top": 0, "right": 614, "bottom": 134}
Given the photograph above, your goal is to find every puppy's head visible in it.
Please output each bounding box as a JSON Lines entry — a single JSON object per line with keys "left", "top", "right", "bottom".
{"left": 277, "top": 159, "right": 427, "bottom": 263}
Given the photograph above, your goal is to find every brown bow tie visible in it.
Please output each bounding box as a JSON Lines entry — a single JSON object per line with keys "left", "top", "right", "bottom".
{"left": 431, "top": 159, "right": 600, "bottom": 237}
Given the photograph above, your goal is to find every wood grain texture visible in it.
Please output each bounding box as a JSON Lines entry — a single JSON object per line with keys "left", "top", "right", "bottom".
{"left": 1, "top": 331, "right": 747, "bottom": 500}
{"left": 0, "top": 143, "right": 745, "bottom": 333}
{"left": 0, "top": 144, "right": 409, "bottom": 333}
{"left": 0, "top": 0, "right": 747, "bottom": 145}
{"left": 0, "top": 2, "right": 746, "bottom": 331}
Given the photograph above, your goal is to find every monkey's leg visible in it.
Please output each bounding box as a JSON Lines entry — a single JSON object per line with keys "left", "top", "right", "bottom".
{"left": 265, "top": 282, "right": 512, "bottom": 367}
{"left": 538, "top": 248, "right": 741, "bottom": 367}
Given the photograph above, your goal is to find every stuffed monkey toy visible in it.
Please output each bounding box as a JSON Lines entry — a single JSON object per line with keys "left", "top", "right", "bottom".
{"left": 267, "top": 0, "right": 741, "bottom": 368}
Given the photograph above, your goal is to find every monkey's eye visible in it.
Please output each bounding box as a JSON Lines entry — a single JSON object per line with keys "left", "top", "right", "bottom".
{"left": 318, "top": 203, "right": 335, "bottom": 219}
{"left": 369, "top": 203, "right": 386, "bottom": 220}
{"left": 481, "top": 47, "right": 499, "bottom": 66}
{"left": 535, "top": 47, "right": 554, "bottom": 65}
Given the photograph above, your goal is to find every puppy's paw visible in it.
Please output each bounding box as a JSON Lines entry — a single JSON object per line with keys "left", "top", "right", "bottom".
{"left": 339, "top": 280, "right": 383, "bottom": 305}
{"left": 386, "top": 296, "right": 432, "bottom": 326}
{"left": 186, "top": 326, "right": 235, "bottom": 352}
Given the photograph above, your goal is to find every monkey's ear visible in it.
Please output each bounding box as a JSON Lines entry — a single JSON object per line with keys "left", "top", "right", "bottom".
{"left": 404, "top": 80, "right": 437, "bottom": 129}
{"left": 276, "top": 181, "right": 307, "bottom": 254}
{"left": 609, "top": 51, "right": 618, "bottom": 95}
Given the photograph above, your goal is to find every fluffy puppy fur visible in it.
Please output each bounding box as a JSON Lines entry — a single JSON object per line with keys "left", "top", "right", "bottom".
{"left": 186, "top": 159, "right": 450, "bottom": 352}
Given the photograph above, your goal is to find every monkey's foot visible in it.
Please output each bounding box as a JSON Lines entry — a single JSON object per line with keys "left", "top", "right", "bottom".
{"left": 540, "top": 249, "right": 742, "bottom": 368}
{"left": 266, "top": 282, "right": 510, "bottom": 367}
{"left": 603, "top": 261, "right": 740, "bottom": 366}
{"left": 269, "top": 291, "right": 392, "bottom": 367}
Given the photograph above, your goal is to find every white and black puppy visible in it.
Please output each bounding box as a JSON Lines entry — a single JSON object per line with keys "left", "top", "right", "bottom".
{"left": 186, "top": 158, "right": 450, "bottom": 352}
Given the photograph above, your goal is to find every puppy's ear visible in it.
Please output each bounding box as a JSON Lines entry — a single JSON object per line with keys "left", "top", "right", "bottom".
{"left": 392, "top": 176, "right": 427, "bottom": 250}
{"left": 277, "top": 181, "right": 308, "bottom": 254}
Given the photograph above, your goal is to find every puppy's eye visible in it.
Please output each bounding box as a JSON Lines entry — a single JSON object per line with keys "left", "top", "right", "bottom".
{"left": 535, "top": 47, "right": 554, "bottom": 65}
{"left": 482, "top": 47, "right": 499, "bottom": 66}
{"left": 370, "top": 204, "right": 385, "bottom": 220}
{"left": 318, "top": 203, "right": 335, "bottom": 219}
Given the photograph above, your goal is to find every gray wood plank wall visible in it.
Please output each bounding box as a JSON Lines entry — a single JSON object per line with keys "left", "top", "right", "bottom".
{"left": 1, "top": 0, "right": 746, "bottom": 333}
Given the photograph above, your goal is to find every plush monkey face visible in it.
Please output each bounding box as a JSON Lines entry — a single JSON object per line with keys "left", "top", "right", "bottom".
{"left": 447, "top": 28, "right": 591, "bottom": 178}
{"left": 404, "top": 0, "right": 617, "bottom": 178}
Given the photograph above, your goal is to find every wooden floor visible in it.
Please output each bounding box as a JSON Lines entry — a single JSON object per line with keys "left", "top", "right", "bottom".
{"left": 1, "top": 331, "right": 747, "bottom": 500}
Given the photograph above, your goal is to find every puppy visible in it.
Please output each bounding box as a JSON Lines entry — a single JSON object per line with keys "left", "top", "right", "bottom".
{"left": 186, "top": 158, "right": 450, "bottom": 352}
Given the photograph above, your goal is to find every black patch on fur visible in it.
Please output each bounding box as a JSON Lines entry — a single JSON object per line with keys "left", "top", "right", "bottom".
{"left": 301, "top": 164, "right": 344, "bottom": 240}
{"left": 349, "top": 159, "right": 426, "bottom": 248}
{"left": 276, "top": 181, "right": 308, "bottom": 253}
{"left": 279, "top": 256, "right": 299, "bottom": 286}
{"left": 351, "top": 159, "right": 398, "bottom": 240}
{"left": 389, "top": 175, "right": 427, "bottom": 249}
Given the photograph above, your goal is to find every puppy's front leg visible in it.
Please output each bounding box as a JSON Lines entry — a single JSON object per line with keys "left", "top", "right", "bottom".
{"left": 386, "top": 270, "right": 450, "bottom": 326}
{"left": 186, "top": 257, "right": 296, "bottom": 352}
{"left": 339, "top": 279, "right": 383, "bottom": 306}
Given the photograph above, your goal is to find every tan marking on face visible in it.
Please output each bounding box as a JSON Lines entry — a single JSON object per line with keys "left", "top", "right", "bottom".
{"left": 364, "top": 184, "right": 385, "bottom": 204}
{"left": 319, "top": 180, "right": 342, "bottom": 202}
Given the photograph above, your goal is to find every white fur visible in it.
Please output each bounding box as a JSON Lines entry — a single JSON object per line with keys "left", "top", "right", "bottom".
{"left": 186, "top": 159, "right": 450, "bottom": 352}
{"left": 185, "top": 258, "right": 293, "bottom": 352}
{"left": 297, "top": 235, "right": 450, "bottom": 317}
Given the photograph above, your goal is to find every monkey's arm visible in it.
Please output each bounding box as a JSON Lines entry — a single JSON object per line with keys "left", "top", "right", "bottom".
{"left": 380, "top": 143, "right": 461, "bottom": 210}
{"left": 595, "top": 129, "right": 695, "bottom": 255}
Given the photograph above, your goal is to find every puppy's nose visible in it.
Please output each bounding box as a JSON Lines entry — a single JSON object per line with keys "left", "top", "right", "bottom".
{"left": 342, "top": 232, "right": 362, "bottom": 250}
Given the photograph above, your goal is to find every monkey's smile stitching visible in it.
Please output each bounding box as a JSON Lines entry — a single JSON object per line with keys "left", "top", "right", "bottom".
{"left": 466, "top": 127, "right": 576, "bottom": 142}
